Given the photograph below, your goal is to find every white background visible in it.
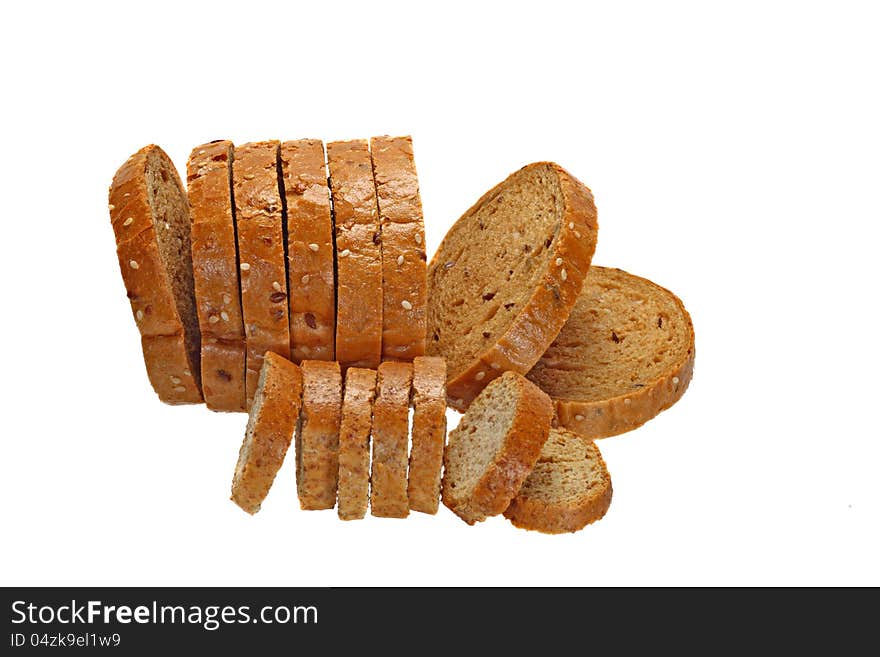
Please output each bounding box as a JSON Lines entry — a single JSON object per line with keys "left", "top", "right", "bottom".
{"left": 1, "top": 1, "right": 877, "bottom": 586}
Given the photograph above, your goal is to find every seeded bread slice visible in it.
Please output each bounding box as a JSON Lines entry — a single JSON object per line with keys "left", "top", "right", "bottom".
{"left": 503, "top": 428, "right": 612, "bottom": 533}
{"left": 527, "top": 266, "right": 695, "bottom": 439}
{"left": 231, "top": 352, "right": 303, "bottom": 514}
{"left": 326, "top": 140, "right": 383, "bottom": 370}
{"left": 281, "top": 139, "right": 335, "bottom": 362}
{"left": 296, "top": 360, "right": 343, "bottom": 510}
{"left": 187, "top": 140, "right": 246, "bottom": 411}
{"left": 233, "top": 141, "right": 291, "bottom": 408}
{"left": 370, "top": 135, "right": 427, "bottom": 361}
{"left": 407, "top": 357, "right": 447, "bottom": 514}
{"left": 337, "top": 367, "right": 377, "bottom": 520}
{"left": 441, "top": 371, "right": 553, "bottom": 525}
{"left": 370, "top": 361, "right": 413, "bottom": 518}
{"left": 109, "top": 145, "right": 202, "bottom": 404}
{"left": 426, "top": 162, "right": 598, "bottom": 411}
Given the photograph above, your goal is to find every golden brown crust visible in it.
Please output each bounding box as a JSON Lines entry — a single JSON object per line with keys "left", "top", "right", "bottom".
{"left": 109, "top": 145, "right": 202, "bottom": 404}
{"left": 370, "top": 361, "right": 413, "bottom": 518}
{"left": 428, "top": 162, "right": 598, "bottom": 411}
{"left": 442, "top": 372, "right": 554, "bottom": 524}
{"left": 187, "top": 140, "right": 246, "bottom": 411}
{"left": 337, "top": 367, "right": 377, "bottom": 520}
{"left": 296, "top": 360, "right": 342, "bottom": 510}
{"left": 281, "top": 140, "right": 335, "bottom": 363}
{"left": 370, "top": 135, "right": 427, "bottom": 361}
{"left": 407, "top": 357, "right": 447, "bottom": 514}
{"left": 230, "top": 353, "right": 303, "bottom": 514}
{"left": 327, "top": 140, "right": 383, "bottom": 370}
{"left": 233, "top": 141, "right": 291, "bottom": 407}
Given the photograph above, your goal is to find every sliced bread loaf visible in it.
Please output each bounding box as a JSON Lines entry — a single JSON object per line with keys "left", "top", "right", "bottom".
{"left": 337, "top": 367, "right": 377, "bottom": 520}
{"left": 527, "top": 266, "right": 695, "bottom": 439}
{"left": 503, "top": 428, "right": 612, "bottom": 533}
{"left": 441, "top": 371, "right": 553, "bottom": 525}
{"left": 280, "top": 139, "right": 335, "bottom": 363}
{"left": 231, "top": 352, "right": 303, "bottom": 514}
{"left": 370, "top": 135, "right": 427, "bottom": 361}
{"left": 233, "top": 141, "right": 291, "bottom": 408}
{"left": 109, "top": 144, "right": 202, "bottom": 404}
{"left": 426, "top": 162, "right": 598, "bottom": 411}
{"left": 370, "top": 362, "right": 414, "bottom": 518}
{"left": 326, "top": 140, "right": 383, "bottom": 370}
{"left": 187, "top": 140, "right": 246, "bottom": 411}
{"left": 407, "top": 356, "right": 447, "bottom": 514}
{"left": 296, "top": 360, "right": 343, "bottom": 510}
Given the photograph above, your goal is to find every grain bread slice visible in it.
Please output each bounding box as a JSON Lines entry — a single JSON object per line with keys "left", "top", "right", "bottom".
{"left": 231, "top": 352, "right": 303, "bottom": 514}
{"left": 503, "top": 428, "right": 612, "bottom": 533}
{"left": 407, "top": 356, "right": 447, "bottom": 514}
{"left": 370, "top": 135, "right": 427, "bottom": 361}
{"left": 527, "top": 266, "right": 695, "bottom": 439}
{"left": 296, "top": 360, "right": 343, "bottom": 510}
{"left": 187, "top": 140, "right": 246, "bottom": 411}
{"left": 233, "top": 141, "right": 291, "bottom": 408}
{"left": 337, "top": 367, "right": 377, "bottom": 520}
{"left": 441, "top": 371, "right": 553, "bottom": 525}
{"left": 109, "top": 144, "right": 202, "bottom": 404}
{"left": 426, "top": 162, "right": 598, "bottom": 412}
{"left": 326, "top": 140, "right": 383, "bottom": 370}
{"left": 370, "top": 361, "right": 413, "bottom": 518}
{"left": 280, "top": 139, "right": 335, "bottom": 362}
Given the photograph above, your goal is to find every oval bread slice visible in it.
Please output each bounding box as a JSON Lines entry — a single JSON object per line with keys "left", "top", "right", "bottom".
{"left": 426, "top": 162, "right": 598, "bottom": 411}
{"left": 527, "top": 266, "right": 695, "bottom": 439}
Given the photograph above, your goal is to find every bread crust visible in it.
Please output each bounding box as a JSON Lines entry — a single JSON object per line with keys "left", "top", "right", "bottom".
{"left": 109, "top": 145, "right": 202, "bottom": 404}
{"left": 233, "top": 141, "right": 291, "bottom": 407}
{"left": 427, "top": 162, "right": 598, "bottom": 411}
{"left": 281, "top": 140, "right": 335, "bottom": 363}
{"left": 407, "top": 357, "right": 447, "bottom": 514}
{"left": 370, "top": 135, "right": 427, "bottom": 361}
{"left": 296, "top": 360, "right": 343, "bottom": 510}
{"left": 337, "top": 367, "right": 377, "bottom": 520}
{"left": 231, "top": 353, "right": 303, "bottom": 514}
{"left": 187, "top": 140, "right": 246, "bottom": 411}
{"left": 442, "top": 372, "right": 553, "bottom": 524}
{"left": 327, "top": 140, "right": 383, "bottom": 369}
{"left": 370, "top": 361, "right": 413, "bottom": 518}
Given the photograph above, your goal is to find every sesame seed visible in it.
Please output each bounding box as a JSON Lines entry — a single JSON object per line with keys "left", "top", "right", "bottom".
{"left": 198, "top": 149, "right": 206, "bottom": 154}
{"left": 673, "top": 377, "right": 680, "bottom": 385}
{"left": 164, "top": 222, "right": 171, "bottom": 230}
{"left": 401, "top": 300, "right": 413, "bottom": 310}
{"left": 561, "top": 268, "right": 568, "bottom": 281}
{"left": 414, "top": 233, "right": 422, "bottom": 245}
{"left": 272, "top": 281, "right": 282, "bottom": 292}
{"left": 574, "top": 230, "right": 582, "bottom": 238}
{"left": 574, "top": 414, "right": 585, "bottom": 421}
{"left": 397, "top": 255, "right": 404, "bottom": 266}
{"left": 555, "top": 257, "right": 563, "bottom": 266}
{"left": 222, "top": 293, "right": 232, "bottom": 305}
{"left": 135, "top": 309, "right": 144, "bottom": 321}
{"left": 490, "top": 362, "right": 500, "bottom": 369}
{"left": 123, "top": 193, "right": 130, "bottom": 197}
{"left": 108, "top": 204, "right": 115, "bottom": 211}
{"left": 301, "top": 274, "right": 310, "bottom": 285}
{"left": 123, "top": 217, "right": 134, "bottom": 226}
{"left": 300, "top": 345, "right": 311, "bottom": 355}
{"left": 170, "top": 376, "right": 181, "bottom": 385}
{"left": 221, "top": 311, "right": 229, "bottom": 321}
{"left": 129, "top": 260, "right": 139, "bottom": 269}
{"left": 568, "top": 222, "right": 575, "bottom": 230}
{"left": 244, "top": 173, "right": 255, "bottom": 180}
{"left": 475, "top": 371, "right": 486, "bottom": 381}
{"left": 308, "top": 243, "right": 319, "bottom": 252}
{"left": 454, "top": 398, "right": 464, "bottom": 407}
{"left": 396, "top": 345, "right": 407, "bottom": 352}
{"left": 208, "top": 314, "right": 220, "bottom": 323}
{"left": 240, "top": 263, "right": 250, "bottom": 271}
{"left": 183, "top": 370, "right": 191, "bottom": 376}
{"left": 173, "top": 386, "right": 186, "bottom": 393}
{"left": 624, "top": 398, "right": 632, "bottom": 405}
{"left": 339, "top": 249, "right": 351, "bottom": 258}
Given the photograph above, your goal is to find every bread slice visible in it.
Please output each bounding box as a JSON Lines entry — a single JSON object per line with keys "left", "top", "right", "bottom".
{"left": 527, "top": 266, "right": 695, "bottom": 439}
{"left": 231, "top": 352, "right": 303, "bottom": 514}
{"left": 233, "top": 141, "right": 291, "bottom": 408}
{"left": 337, "top": 367, "right": 377, "bottom": 520}
{"left": 296, "top": 360, "right": 343, "bottom": 510}
{"left": 441, "top": 371, "right": 553, "bottom": 524}
{"left": 326, "top": 140, "right": 383, "bottom": 370}
{"left": 187, "top": 140, "right": 246, "bottom": 411}
{"left": 370, "top": 361, "right": 413, "bottom": 518}
{"left": 407, "top": 356, "right": 447, "bottom": 514}
{"left": 109, "top": 144, "right": 202, "bottom": 404}
{"left": 503, "top": 428, "right": 612, "bottom": 533}
{"left": 280, "top": 139, "right": 335, "bottom": 363}
{"left": 370, "top": 135, "right": 427, "bottom": 361}
{"left": 426, "top": 163, "right": 597, "bottom": 412}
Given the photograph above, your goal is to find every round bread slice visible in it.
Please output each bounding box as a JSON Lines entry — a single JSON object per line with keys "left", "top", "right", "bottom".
{"left": 503, "top": 428, "right": 612, "bottom": 534}
{"left": 337, "top": 367, "right": 377, "bottom": 520}
{"left": 527, "top": 266, "right": 695, "bottom": 439}
{"left": 370, "top": 362, "right": 414, "bottom": 518}
{"left": 407, "top": 356, "right": 447, "bottom": 514}
{"left": 231, "top": 352, "right": 303, "bottom": 514}
{"left": 441, "top": 371, "right": 553, "bottom": 525}
{"left": 109, "top": 144, "right": 202, "bottom": 404}
{"left": 426, "top": 162, "right": 598, "bottom": 412}
{"left": 296, "top": 360, "right": 343, "bottom": 510}
{"left": 187, "top": 140, "right": 246, "bottom": 412}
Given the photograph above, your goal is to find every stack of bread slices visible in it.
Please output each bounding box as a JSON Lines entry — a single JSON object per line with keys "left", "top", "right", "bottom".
{"left": 109, "top": 138, "right": 694, "bottom": 533}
